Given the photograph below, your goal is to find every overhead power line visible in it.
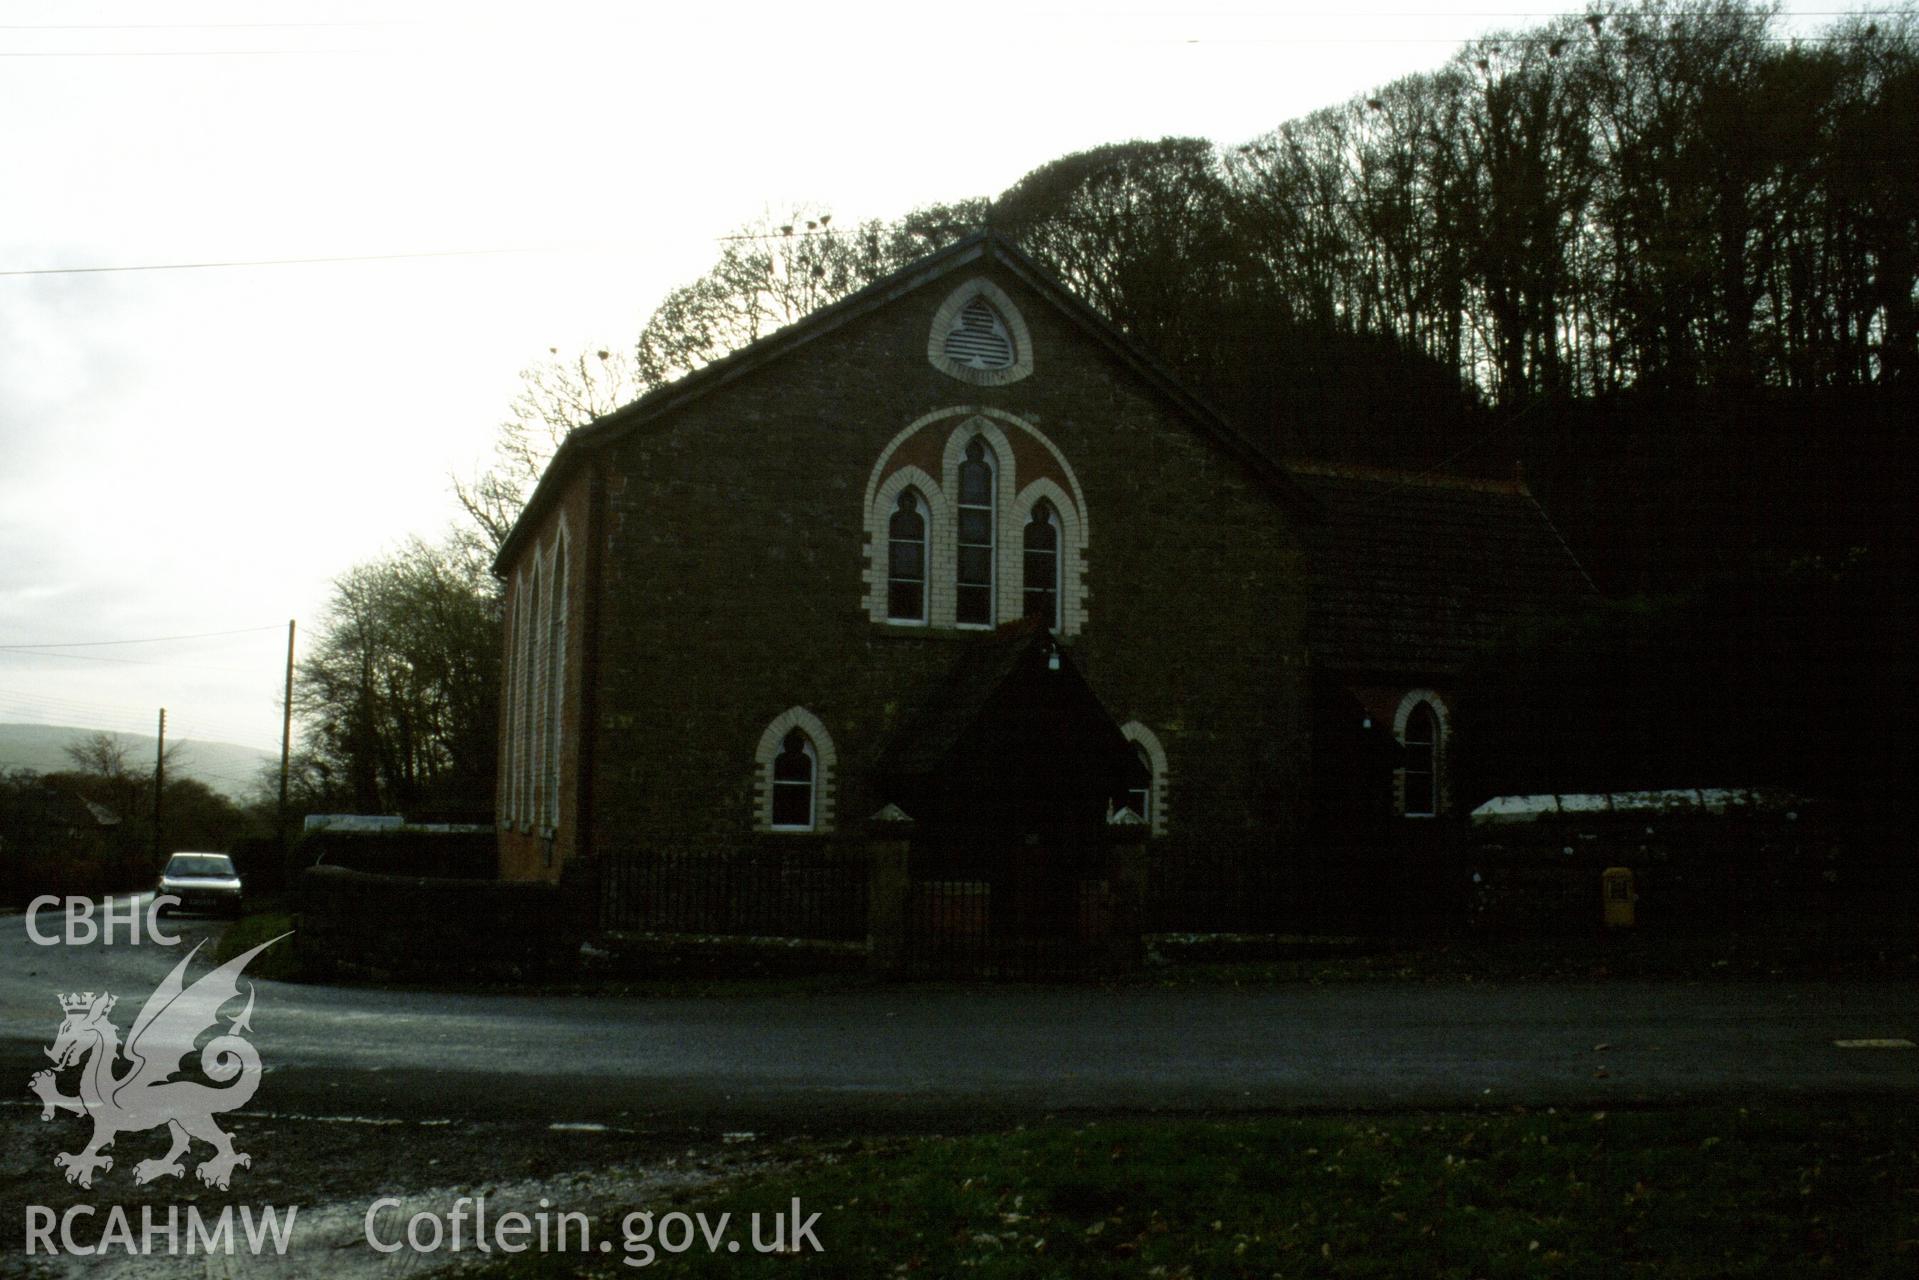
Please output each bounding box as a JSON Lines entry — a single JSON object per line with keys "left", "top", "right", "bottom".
{"left": 0, "top": 624, "right": 282, "bottom": 649}
{"left": 0, "top": 246, "right": 564, "bottom": 278}
{"left": 0, "top": 20, "right": 423, "bottom": 30}
{"left": 0, "top": 11, "right": 1903, "bottom": 57}
{"left": 0, "top": 648, "right": 259, "bottom": 674}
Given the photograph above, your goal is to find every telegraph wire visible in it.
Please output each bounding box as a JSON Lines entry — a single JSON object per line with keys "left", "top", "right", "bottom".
{"left": 0, "top": 693, "right": 278, "bottom": 749}
{"left": 0, "top": 10, "right": 1902, "bottom": 57}
{"left": 0, "top": 13, "right": 1900, "bottom": 26}
{"left": 0, "top": 247, "right": 570, "bottom": 279}
{"left": 0, "top": 624, "right": 282, "bottom": 649}
{"left": 0, "top": 21, "right": 424, "bottom": 30}
{"left": 0, "top": 647, "right": 258, "bottom": 674}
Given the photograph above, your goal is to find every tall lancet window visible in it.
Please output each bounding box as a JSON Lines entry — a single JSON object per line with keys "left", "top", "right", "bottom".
{"left": 1023, "top": 500, "right": 1060, "bottom": 629}
{"left": 541, "top": 544, "right": 566, "bottom": 834}
{"left": 887, "top": 489, "right": 928, "bottom": 623}
{"left": 1403, "top": 702, "right": 1437, "bottom": 817}
{"left": 955, "top": 439, "right": 996, "bottom": 626}
{"left": 1122, "top": 742, "right": 1153, "bottom": 824}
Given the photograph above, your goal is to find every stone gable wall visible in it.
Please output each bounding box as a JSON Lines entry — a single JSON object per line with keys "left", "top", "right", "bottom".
{"left": 533, "top": 264, "right": 1310, "bottom": 884}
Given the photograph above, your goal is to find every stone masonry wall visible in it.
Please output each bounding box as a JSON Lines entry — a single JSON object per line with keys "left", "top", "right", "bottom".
{"left": 497, "top": 464, "right": 593, "bottom": 882}
{"left": 582, "top": 263, "right": 1311, "bottom": 885}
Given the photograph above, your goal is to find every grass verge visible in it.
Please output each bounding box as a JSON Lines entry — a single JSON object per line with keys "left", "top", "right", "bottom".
{"left": 469, "top": 1104, "right": 1918, "bottom": 1278}
{"left": 213, "top": 899, "right": 302, "bottom": 981}
{"left": 1146, "top": 931, "right": 1919, "bottom": 985}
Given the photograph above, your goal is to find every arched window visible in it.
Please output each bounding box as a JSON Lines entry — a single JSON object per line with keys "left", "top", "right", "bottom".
{"left": 955, "top": 439, "right": 996, "bottom": 626}
{"left": 755, "top": 707, "right": 838, "bottom": 834}
{"left": 887, "top": 489, "right": 928, "bottom": 623}
{"left": 1122, "top": 742, "right": 1152, "bottom": 824}
{"left": 770, "top": 730, "right": 816, "bottom": 830}
{"left": 1023, "top": 500, "right": 1060, "bottom": 629}
{"left": 1402, "top": 702, "right": 1437, "bottom": 817}
{"left": 522, "top": 558, "right": 541, "bottom": 830}
{"left": 503, "top": 580, "right": 522, "bottom": 827}
{"left": 1116, "top": 721, "right": 1170, "bottom": 836}
{"left": 541, "top": 539, "right": 567, "bottom": 836}
{"left": 865, "top": 411, "right": 1089, "bottom": 634}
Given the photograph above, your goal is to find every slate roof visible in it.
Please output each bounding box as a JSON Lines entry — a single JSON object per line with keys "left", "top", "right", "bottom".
{"left": 880, "top": 617, "right": 1146, "bottom": 791}
{"left": 881, "top": 620, "right": 1056, "bottom": 780}
{"left": 1288, "top": 462, "right": 1596, "bottom": 678}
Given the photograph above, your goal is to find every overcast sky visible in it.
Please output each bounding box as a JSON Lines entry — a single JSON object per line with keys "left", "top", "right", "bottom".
{"left": 0, "top": 0, "right": 1836, "bottom": 780}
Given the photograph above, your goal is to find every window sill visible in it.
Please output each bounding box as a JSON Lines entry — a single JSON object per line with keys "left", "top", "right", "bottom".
{"left": 872, "top": 623, "right": 981, "bottom": 643}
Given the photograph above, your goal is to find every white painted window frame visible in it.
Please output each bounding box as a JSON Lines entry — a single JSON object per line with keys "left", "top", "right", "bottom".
{"left": 753, "top": 707, "right": 838, "bottom": 835}
{"left": 1117, "top": 721, "right": 1170, "bottom": 837}
{"left": 1393, "top": 689, "right": 1450, "bottom": 818}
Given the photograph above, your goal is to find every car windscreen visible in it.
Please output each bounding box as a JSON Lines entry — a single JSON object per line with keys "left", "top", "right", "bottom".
{"left": 165, "top": 855, "right": 236, "bottom": 878}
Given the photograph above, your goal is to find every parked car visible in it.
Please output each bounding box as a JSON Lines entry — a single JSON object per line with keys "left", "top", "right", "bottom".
{"left": 156, "top": 851, "right": 244, "bottom": 917}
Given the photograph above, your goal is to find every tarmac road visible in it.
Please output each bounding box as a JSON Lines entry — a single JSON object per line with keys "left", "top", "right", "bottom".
{"left": 2, "top": 896, "right": 1913, "bottom": 1133}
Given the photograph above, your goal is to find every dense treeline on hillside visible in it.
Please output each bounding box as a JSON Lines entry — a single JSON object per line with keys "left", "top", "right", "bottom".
{"left": 305, "top": 0, "right": 1912, "bottom": 818}
{"left": 549, "top": 1, "right": 1915, "bottom": 584}
{"left": 461, "top": 0, "right": 1916, "bottom": 518}
{"left": 988, "top": 1, "right": 1916, "bottom": 591}
{"left": 999, "top": 0, "right": 1917, "bottom": 407}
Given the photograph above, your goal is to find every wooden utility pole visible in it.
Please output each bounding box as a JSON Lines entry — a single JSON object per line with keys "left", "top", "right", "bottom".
{"left": 153, "top": 707, "right": 166, "bottom": 860}
{"left": 278, "top": 618, "right": 295, "bottom": 835}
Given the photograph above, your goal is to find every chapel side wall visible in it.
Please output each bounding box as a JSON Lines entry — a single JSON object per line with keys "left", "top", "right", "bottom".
{"left": 585, "top": 263, "right": 1309, "bottom": 869}
{"left": 496, "top": 467, "right": 593, "bottom": 883}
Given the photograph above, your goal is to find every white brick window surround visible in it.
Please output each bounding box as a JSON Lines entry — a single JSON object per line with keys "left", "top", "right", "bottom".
{"left": 862, "top": 408, "right": 1090, "bottom": 636}
{"left": 539, "top": 524, "right": 568, "bottom": 839}
{"left": 504, "top": 523, "right": 571, "bottom": 838}
{"left": 1393, "top": 689, "right": 1449, "bottom": 818}
{"left": 927, "top": 279, "right": 1034, "bottom": 386}
{"left": 753, "top": 707, "right": 837, "bottom": 834}
{"left": 1117, "top": 721, "right": 1170, "bottom": 836}
{"left": 501, "top": 574, "right": 520, "bottom": 828}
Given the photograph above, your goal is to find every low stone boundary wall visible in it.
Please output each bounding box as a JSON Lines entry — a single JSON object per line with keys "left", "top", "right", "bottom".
{"left": 295, "top": 828, "right": 499, "bottom": 880}
{"left": 297, "top": 866, "right": 581, "bottom": 981}
{"left": 1468, "top": 807, "right": 1909, "bottom": 936}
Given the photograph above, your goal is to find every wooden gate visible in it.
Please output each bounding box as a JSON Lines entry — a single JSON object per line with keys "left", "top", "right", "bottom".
{"left": 899, "top": 835, "right": 1121, "bottom": 977}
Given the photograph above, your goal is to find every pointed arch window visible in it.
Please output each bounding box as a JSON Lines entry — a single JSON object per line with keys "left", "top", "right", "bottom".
{"left": 1116, "top": 721, "right": 1169, "bottom": 836}
{"left": 503, "top": 581, "right": 523, "bottom": 826}
{"left": 755, "top": 708, "right": 836, "bottom": 834}
{"left": 1023, "top": 500, "right": 1060, "bottom": 629}
{"left": 770, "top": 730, "right": 817, "bottom": 830}
{"left": 864, "top": 411, "right": 1089, "bottom": 634}
{"left": 521, "top": 558, "right": 541, "bottom": 830}
{"left": 1402, "top": 702, "right": 1437, "bottom": 817}
{"left": 1122, "top": 743, "right": 1152, "bottom": 824}
{"left": 541, "top": 540, "right": 567, "bottom": 836}
{"left": 955, "top": 439, "right": 996, "bottom": 626}
{"left": 887, "top": 489, "right": 928, "bottom": 623}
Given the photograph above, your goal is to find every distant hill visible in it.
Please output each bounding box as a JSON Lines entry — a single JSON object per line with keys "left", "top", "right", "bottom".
{"left": 0, "top": 724, "right": 276, "bottom": 803}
